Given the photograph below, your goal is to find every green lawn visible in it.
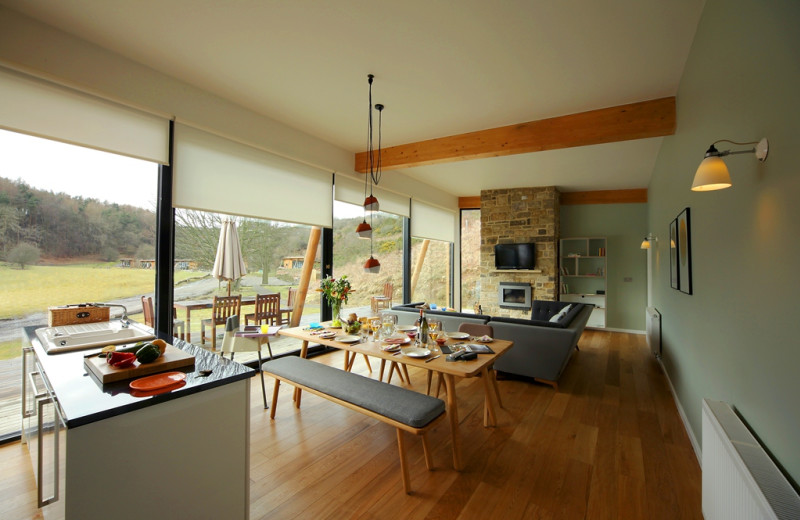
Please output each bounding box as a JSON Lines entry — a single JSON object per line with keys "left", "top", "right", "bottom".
{"left": 0, "top": 263, "right": 199, "bottom": 319}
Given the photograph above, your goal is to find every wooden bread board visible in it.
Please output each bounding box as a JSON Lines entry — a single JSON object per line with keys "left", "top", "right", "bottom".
{"left": 84, "top": 344, "right": 195, "bottom": 384}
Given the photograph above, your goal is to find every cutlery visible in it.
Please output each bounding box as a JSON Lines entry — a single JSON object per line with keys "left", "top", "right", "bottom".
{"left": 425, "top": 355, "right": 441, "bottom": 363}
{"left": 392, "top": 351, "right": 402, "bottom": 356}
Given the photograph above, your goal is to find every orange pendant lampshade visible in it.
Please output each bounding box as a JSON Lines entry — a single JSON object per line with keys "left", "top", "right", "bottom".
{"left": 363, "top": 255, "right": 381, "bottom": 273}
{"left": 356, "top": 220, "right": 372, "bottom": 239}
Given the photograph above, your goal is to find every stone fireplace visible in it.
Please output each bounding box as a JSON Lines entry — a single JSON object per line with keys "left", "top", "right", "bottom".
{"left": 479, "top": 186, "right": 559, "bottom": 318}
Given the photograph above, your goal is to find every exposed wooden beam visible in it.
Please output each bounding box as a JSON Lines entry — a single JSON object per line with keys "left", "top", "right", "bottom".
{"left": 355, "top": 97, "right": 675, "bottom": 172}
{"left": 458, "top": 196, "right": 481, "bottom": 209}
{"left": 560, "top": 189, "right": 648, "bottom": 205}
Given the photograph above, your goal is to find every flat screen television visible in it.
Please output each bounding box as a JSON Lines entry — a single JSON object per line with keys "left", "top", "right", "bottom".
{"left": 494, "top": 243, "right": 536, "bottom": 270}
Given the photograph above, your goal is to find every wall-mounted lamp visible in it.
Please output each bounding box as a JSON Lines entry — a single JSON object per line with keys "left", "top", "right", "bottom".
{"left": 640, "top": 234, "right": 657, "bottom": 250}
{"left": 691, "top": 138, "right": 769, "bottom": 191}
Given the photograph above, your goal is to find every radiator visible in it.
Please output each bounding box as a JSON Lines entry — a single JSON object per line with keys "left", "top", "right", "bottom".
{"left": 645, "top": 306, "right": 661, "bottom": 358}
{"left": 702, "top": 399, "right": 800, "bottom": 520}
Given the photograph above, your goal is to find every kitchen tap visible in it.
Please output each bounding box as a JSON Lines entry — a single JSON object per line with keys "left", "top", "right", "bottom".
{"left": 90, "top": 302, "right": 130, "bottom": 328}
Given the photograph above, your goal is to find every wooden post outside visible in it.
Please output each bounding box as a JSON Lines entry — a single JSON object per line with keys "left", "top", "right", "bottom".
{"left": 290, "top": 226, "right": 321, "bottom": 327}
{"left": 410, "top": 239, "right": 430, "bottom": 299}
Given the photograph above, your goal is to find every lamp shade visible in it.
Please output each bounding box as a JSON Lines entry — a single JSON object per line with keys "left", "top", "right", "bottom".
{"left": 355, "top": 220, "right": 372, "bottom": 239}
{"left": 692, "top": 156, "right": 732, "bottom": 191}
{"left": 363, "top": 255, "right": 381, "bottom": 273}
{"left": 363, "top": 194, "right": 380, "bottom": 213}
{"left": 640, "top": 239, "right": 651, "bottom": 250}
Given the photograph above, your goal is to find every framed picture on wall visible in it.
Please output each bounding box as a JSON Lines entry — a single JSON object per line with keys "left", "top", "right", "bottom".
{"left": 677, "top": 207, "right": 692, "bottom": 294}
{"left": 669, "top": 218, "right": 679, "bottom": 290}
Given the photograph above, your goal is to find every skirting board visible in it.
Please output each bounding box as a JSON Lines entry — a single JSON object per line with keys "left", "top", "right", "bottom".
{"left": 603, "top": 327, "right": 646, "bottom": 334}
{"left": 659, "top": 357, "right": 702, "bottom": 465}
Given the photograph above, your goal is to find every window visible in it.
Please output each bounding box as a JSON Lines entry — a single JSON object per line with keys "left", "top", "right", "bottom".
{"left": 461, "top": 209, "right": 481, "bottom": 312}
{"left": 332, "top": 200, "right": 403, "bottom": 317}
{"left": 172, "top": 209, "right": 320, "bottom": 361}
{"left": 1, "top": 129, "right": 158, "bottom": 439}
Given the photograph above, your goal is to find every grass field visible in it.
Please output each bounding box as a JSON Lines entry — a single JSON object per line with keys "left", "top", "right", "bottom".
{"left": 0, "top": 263, "right": 199, "bottom": 319}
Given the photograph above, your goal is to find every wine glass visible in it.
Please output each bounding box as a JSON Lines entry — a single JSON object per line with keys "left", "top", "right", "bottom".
{"left": 369, "top": 317, "right": 381, "bottom": 340}
{"left": 428, "top": 319, "right": 442, "bottom": 352}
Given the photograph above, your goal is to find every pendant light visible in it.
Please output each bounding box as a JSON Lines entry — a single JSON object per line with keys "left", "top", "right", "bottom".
{"left": 358, "top": 74, "right": 385, "bottom": 273}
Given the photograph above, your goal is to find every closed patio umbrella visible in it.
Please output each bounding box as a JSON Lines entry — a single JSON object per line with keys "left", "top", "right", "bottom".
{"left": 212, "top": 218, "right": 247, "bottom": 296}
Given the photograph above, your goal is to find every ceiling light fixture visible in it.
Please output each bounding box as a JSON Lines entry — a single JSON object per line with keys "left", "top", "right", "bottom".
{"left": 691, "top": 138, "right": 769, "bottom": 191}
{"left": 359, "top": 74, "right": 385, "bottom": 273}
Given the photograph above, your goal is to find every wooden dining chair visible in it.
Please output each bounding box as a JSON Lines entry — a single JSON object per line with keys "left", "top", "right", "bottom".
{"left": 245, "top": 293, "right": 280, "bottom": 327}
{"left": 141, "top": 295, "right": 185, "bottom": 340}
{"left": 201, "top": 295, "right": 241, "bottom": 350}
{"left": 371, "top": 282, "right": 394, "bottom": 313}
{"left": 277, "top": 288, "right": 297, "bottom": 326}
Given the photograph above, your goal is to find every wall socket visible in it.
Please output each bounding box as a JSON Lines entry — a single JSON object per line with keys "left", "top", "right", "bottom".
{"left": 623, "top": 277, "right": 633, "bottom": 282}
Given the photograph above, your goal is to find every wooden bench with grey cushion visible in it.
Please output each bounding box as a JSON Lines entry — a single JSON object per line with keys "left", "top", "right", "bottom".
{"left": 262, "top": 356, "right": 447, "bottom": 494}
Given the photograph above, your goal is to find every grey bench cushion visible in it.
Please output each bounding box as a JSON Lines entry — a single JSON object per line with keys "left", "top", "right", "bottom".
{"left": 263, "top": 356, "right": 445, "bottom": 429}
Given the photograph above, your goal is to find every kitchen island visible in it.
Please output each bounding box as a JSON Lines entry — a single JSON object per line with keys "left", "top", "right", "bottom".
{"left": 23, "top": 326, "right": 255, "bottom": 520}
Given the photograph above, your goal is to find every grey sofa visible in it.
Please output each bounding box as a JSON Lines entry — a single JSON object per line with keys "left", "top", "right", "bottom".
{"left": 388, "top": 300, "right": 593, "bottom": 389}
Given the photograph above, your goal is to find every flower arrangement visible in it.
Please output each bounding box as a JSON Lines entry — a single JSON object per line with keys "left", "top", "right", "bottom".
{"left": 319, "top": 275, "right": 353, "bottom": 304}
{"left": 318, "top": 275, "right": 353, "bottom": 326}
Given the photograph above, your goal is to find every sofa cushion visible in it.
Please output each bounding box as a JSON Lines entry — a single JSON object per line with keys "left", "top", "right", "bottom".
{"left": 530, "top": 300, "right": 572, "bottom": 322}
{"left": 549, "top": 304, "right": 572, "bottom": 322}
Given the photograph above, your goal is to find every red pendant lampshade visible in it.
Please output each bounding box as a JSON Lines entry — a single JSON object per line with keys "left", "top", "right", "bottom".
{"left": 363, "top": 255, "right": 381, "bottom": 273}
{"left": 363, "top": 194, "right": 379, "bottom": 213}
{"left": 355, "top": 220, "right": 372, "bottom": 239}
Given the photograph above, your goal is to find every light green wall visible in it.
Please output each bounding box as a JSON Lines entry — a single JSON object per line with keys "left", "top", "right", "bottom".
{"left": 561, "top": 203, "right": 648, "bottom": 331}
{"left": 649, "top": 0, "right": 800, "bottom": 485}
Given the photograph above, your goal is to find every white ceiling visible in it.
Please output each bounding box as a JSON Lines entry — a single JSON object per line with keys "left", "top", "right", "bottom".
{"left": 0, "top": 0, "right": 705, "bottom": 196}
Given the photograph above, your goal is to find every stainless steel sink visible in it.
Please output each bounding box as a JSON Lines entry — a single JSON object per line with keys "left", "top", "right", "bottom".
{"left": 35, "top": 321, "right": 155, "bottom": 354}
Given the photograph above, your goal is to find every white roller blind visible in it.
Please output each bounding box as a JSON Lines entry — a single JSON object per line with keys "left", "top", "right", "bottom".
{"left": 411, "top": 199, "right": 456, "bottom": 243}
{"left": 0, "top": 67, "right": 169, "bottom": 164}
{"left": 334, "top": 175, "right": 410, "bottom": 217}
{"left": 174, "top": 123, "right": 333, "bottom": 227}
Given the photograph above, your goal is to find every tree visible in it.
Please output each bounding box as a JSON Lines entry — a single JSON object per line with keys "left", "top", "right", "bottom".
{"left": 7, "top": 242, "right": 40, "bottom": 269}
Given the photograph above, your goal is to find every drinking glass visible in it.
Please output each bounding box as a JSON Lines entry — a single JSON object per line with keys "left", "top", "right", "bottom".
{"left": 380, "top": 312, "right": 397, "bottom": 338}
{"left": 428, "top": 319, "right": 442, "bottom": 352}
{"left": 369, "top": 317, "right": 381, "bottom": 340}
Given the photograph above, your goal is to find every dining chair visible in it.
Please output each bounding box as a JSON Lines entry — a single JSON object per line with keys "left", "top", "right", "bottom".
{"left": 141, "top": 295, "right": 185, "bottom": 340}
{"left": 370, "top": 282, "right": 394, "bottom": 313}
{"left": 220, "top": 315, "right": 270, "bottom": 409}
{"left": 277, "top": 288, "right": 296, "bottom": 326}
{"left": 201, "top": 294, "right": 241, "bottom": 350}
{"left": 244, "top": 293, "right": 280, "bottom": 327}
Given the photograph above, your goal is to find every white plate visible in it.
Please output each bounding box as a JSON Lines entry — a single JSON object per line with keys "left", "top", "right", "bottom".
{"left": 447, "top": 332, "right": 470, "bottom": 340}
{"left": 402, "top": 347, "right": 432, "bottom": 358}
{"left": 335, "top": 335, "right": 361, "bottom": 343}
{"left": 396, "top": 325, "right": 417, "bottom": 332}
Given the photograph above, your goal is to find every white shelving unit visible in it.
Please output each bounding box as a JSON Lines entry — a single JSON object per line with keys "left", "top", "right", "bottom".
{"left": 559, "top": 237, "right": 607, "bottom": 328}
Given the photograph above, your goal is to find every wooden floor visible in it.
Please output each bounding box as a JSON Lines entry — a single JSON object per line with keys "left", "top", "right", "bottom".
{"left": 0, "top": 330, "right": 702, "bottom": 520}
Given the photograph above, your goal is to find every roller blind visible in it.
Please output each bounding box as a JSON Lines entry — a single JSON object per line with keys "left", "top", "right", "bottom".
{"left": 0, "top": 67, "right": 169, "bottom": 164}
{"left": 173, "top": 123, "right": 333, "bottom": 227}
{"left": 410, "top": 199, "right": 456, "bottom": 243}
{"left": 334, "top": 175, "right": 410, "bottom": 217}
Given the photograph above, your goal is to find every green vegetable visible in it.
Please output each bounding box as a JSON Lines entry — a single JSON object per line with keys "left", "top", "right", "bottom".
{"left": 116, "top": 341, "right": 150, "bottom": 355}
{"left": 135, "top": 344, "right": 161, "bottom": 364}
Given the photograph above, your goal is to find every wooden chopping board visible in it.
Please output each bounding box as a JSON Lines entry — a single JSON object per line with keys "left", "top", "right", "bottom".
{"left": 84, "top": 344, "right": 195, "bottom": 384}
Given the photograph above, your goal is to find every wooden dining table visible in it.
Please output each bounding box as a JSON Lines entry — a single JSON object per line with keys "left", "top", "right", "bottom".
{"left": 173, "top": 296, "right": 257, "bottom": 343}
{"left": 277, "top": 325, "right": 514, "bottom": 470}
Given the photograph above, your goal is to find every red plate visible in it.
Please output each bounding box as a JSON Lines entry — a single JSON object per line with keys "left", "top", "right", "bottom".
{"left": 130, "top": 380, "right": 186, "bottom": 398}
{"left": 129, "top": 371, "right": 187, "bottom": 391}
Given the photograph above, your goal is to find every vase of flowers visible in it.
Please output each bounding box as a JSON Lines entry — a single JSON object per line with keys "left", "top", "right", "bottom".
{"left": 319, "top": 275, "right": 353, "bottom": 327}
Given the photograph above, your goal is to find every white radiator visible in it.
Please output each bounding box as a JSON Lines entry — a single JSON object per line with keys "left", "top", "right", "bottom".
{"left": 702, "top": 399, "right": 800, "bottom": 520}
{"left": 646, "top": 306, "right": 661, "bottom": 358}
